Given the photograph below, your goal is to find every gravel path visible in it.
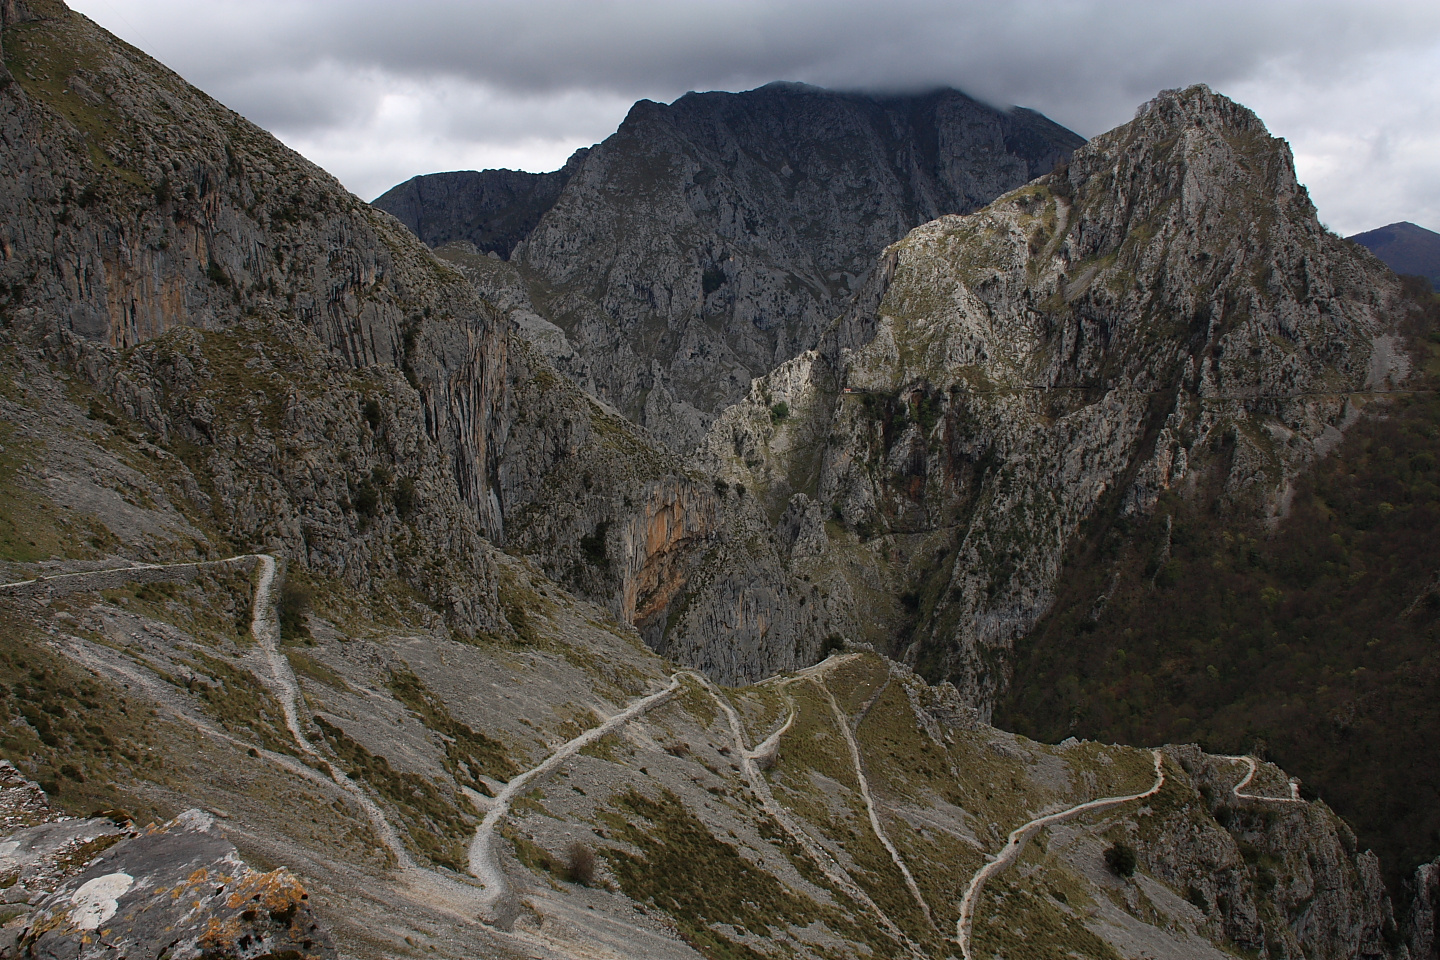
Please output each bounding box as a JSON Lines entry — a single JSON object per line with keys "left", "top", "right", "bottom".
{"left": 2, "top": 555, "right": 421, "bottom": 874}
{"left": 697, "top": 667, "right": 925, "bottom": 958}
{"left": 240, "top": 556, "right": 419, "bottom": 873}
{"left": 955, "top": 749, "right": 1165, "bottom": 960}
{"left": 467, "top": 674, "right": 682, "bottom": 917}
{"left": 1220, "top": 755, "right": 1304, "bottom": 802}
{"left": 815, "top": 676, "right": 934, "bottom": 929}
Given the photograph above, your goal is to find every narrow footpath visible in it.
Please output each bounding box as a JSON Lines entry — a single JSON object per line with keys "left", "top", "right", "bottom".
{"left": 815, "top": 677, "right": 935, "bottom": 929}
{"left": 1220, "top": 755, "right": 1304, "bottom": 802}
{"left": 692, "top": 671, "right": 925, "bottom": 958}
{"left": 955, "top": 749, "right": 1166, "bottom": 960}
{"left": 467, "top": 675, "right": 681, "bottom": 918}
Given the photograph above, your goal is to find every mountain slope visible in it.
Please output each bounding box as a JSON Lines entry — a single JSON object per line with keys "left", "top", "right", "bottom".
{"left": 0, "top": 545, "right": 1407, "bottom": 959}
{"left": 372, "top": 150, "right": 587, "bottom": 259}
{"left": 997, "top": 280, "right": 1440, "bottom": 891}
{"left": 393, "top": 82, "right": 1084, "bottom": 450}
{"left": 0, "top": 0, "right": 746, "bottom": 657}
{"left": 699, "top": 84, "right": 1405, "bottom": 708}
{"left": 0, "top": 4, "right": 1426, "bottom": 957}
{"left": 1351, "top": 221, "right": 1440, "bottom": 290}
{"left": 0, "top": 0, "right": 516, "bottom": 629}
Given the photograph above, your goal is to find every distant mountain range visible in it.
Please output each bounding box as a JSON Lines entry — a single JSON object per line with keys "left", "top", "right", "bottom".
{"left": 1351, "top": 220, "right": 1440, "bottom": 289}
{"left": 375, "top": 83, "right": 1084, "bottom": 450}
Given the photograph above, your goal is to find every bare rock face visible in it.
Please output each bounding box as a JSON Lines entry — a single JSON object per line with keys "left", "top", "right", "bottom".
{"left": 372, "top": 150, "right": 588, "bottom": 260}
{"left": 0, "top": 0, "right": 553, "bottom": 632}
{"left": 406, "top": 83, "right": 1083, "bottom": 451}
{"left": 1153, "top": 747, "right": 1400, "bottom": 960}
{"left": 0, "top": 0, "right": 775, "bottom": 645}
{"left": 0, "top": 763, "right": 333, "bottom": 960}
{"left": 698, "top": 85, "right": 1406, "bottom": 707}
{"left": 16, "top": 810, "right": 334, "bottom": 960}
{"left": 1410, "top": 858, "right": 1440, "bottom": 960}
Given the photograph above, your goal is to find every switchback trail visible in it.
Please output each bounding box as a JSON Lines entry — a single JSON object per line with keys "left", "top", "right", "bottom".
{"left": 694, "top": 671, "right": 924, "bottom": 958}
{"left": 815, "top": 676, "right": 934, "bottom": 929}
{"left": 1221, "top": 755, "right": 1304, "bottom": 802}
{"left": 955, "top": 749, "right": 1165, "bottom": 960}
{"left": 468, "top": 675, "right": 682, "bottom": 919}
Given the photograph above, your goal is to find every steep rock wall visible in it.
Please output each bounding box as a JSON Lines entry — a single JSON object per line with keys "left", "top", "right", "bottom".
{"left": 698, "top": 85, "right": 1406, "bottom": 707}
{"left": 483, "top": 83, "right": 1084, "bottom": 450}
{"left": 0, "top": 1, "right": 517, "bottom": 626}
{"left": 371, "top": 151, "right": 587, "bottom": 260}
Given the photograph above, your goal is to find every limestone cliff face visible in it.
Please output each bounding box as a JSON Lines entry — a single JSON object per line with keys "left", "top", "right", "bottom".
{"left": 1410, "top": 858, "right": 1440, "bottom": 960}
{"left": 0, "top": 0, "right": 526, "bottom": 628}
{"left": 402, "top": 83, "right": 1083, "bottom": 451}
{"left": 371, "top": 151, "right": 587, "bottom": 259}
{"left": 433, "top": 241, "right": 845, "bottom": 677}
{"left": 700, "top": 85, "right": 1407, "bottom": 708}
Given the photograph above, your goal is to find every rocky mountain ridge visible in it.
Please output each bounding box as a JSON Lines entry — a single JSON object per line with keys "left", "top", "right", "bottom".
{"left": 0, "top": 2, "right": 1435, "bottom": 957}
{"left": 373, "top": 149, "right": 588, "bottom": 260}
{"left": 383, "top": 82, "right": 1084, "bottom": 450}
{"left": 697, "top": 83, "right": 1406, "bottom": 708}
{"left": 0, "top": 0, "right": 743, "bottom": 658}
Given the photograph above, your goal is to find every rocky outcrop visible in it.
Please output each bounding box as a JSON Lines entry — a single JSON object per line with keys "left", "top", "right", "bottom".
{"left": 372, "top": 150, "right": 587, "bottom": 259}
{"left": 1154, "top": 747, "right": 1400, "bottom": 960}
{"left": 0, "top": 764, "right": 334, "bottom": 960}
{"left": 699, "top": 85, "right": 1406, "bottom": 708}
{"left": 1410, "top": 858, "right": 1440, "bottom": 960}
{"left": 403, "top": 83, "right": 1083, "bottom": 450}
{"left": 17, "top": 810, "right": 334, "bottom": 960}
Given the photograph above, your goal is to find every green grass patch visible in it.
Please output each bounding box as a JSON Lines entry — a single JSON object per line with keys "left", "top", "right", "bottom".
{"left": 973, "top": 872, "right": 1123, "bottom": 960}
{"left": 604, "top": 788, "right": 889, "bottom": 960}
{"left": 0, "top": 611, "right": 172, "bottom": 821}
{"left": 181, "top": 650, "right": 295, "bottom": 755}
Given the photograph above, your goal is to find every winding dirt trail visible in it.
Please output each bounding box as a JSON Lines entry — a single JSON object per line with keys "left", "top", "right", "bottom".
{"left": 955, "top": 749, "right": 1165, "bottom": 960}
{"left": 239, "top": 556, "right": 419, "bottom": 873}
{"left": 744, "top": 702, "right": 794, "bottom": 764}
{"left": 2, "top": 555, "right": 422, "bottom": 874}
{"left": 247, "top": 556, "right": 306, "bottom": 748}
{"left": 467, "top": 675, "right": 682, "bottom": 917}
{"left": 1220, "top": 755, "right": 1304, "bottom": 802}
{"left": 815, "top": 677, "right": 935, "bottom": 929}
{"left": 693, "top": 669, "right": 924, "bottom": 958}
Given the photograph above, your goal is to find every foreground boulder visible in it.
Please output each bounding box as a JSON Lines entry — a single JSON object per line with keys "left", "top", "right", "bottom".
{"left": 2, "top": 793, "right": 333, "bottom": 960}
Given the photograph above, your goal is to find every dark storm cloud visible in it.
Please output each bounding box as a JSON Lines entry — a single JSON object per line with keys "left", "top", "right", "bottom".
{"left": 74, "top": 0, "right": 1439, "bottom": 134}
{"left": 68, "top": 0, "right": 1440, "bottom": 232}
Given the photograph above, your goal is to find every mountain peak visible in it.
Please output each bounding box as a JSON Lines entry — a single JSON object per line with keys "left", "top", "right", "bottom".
{"left": 1350, "top": 221, "right": 1440, "bottom": 288}
{"left": 1114, "top": 82, "right": 1273, "bottom": 153}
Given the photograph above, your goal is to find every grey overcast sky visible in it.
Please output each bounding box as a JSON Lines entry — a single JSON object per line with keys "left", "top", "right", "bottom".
{"left": 67, "top": 0, "right": 1440, "bottom": 237}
